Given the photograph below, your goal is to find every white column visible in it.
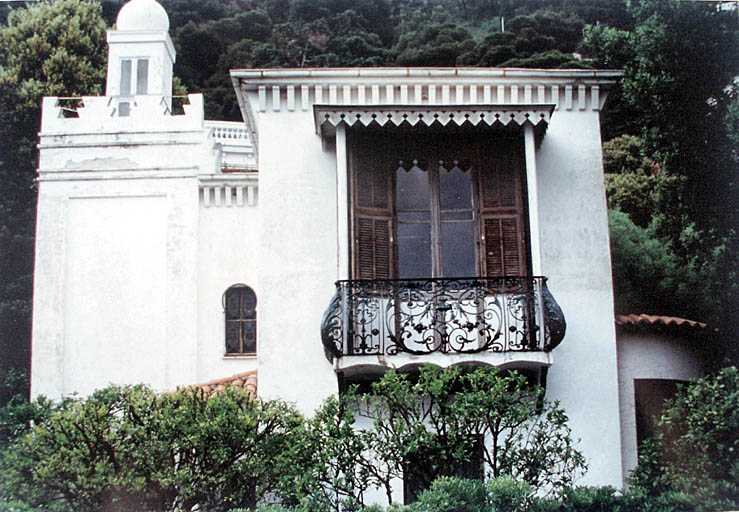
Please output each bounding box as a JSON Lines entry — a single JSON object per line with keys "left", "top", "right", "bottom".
{"left": 336, "top": 123, "right": 349, "bottom": 280}
{"left": 524, "top": 123, "right": 542, "bottom": 275}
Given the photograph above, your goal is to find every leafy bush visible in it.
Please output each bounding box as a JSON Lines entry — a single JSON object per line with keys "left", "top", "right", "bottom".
{"left": 0, "top": 393, "right": 52, "bottom": 450}
{"left": 0, "top": 502, "right": 43, "bottom": 512}
{"left": 0, "top": 385, "right": 308, "bottom": 512}
{"left": 487, "top": 476, "right": 532, "bottom": 512}
{"left": 556, "top": 486, "right": 626, "bottom": 512}
{"left": 302, "top": 395, "right": 379, "bottom": 510}
{"left": 630, "top": 367, "right": 739, "bottom": 511}
{"left": 17, "top": 366, "right": 730, "bottom": 512}
{"left": 357, "top": 366, "right": 585, "bottom": 502}
{"left": 408, "top": 477, "right": 488, "bottom": 512}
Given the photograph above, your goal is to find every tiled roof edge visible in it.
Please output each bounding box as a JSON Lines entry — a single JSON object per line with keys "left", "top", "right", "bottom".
{"left": 615, "top": 314, "right": 716, "bottom": 334}
{"left": 178, "top": 370, "right": 258, "bottom": 399}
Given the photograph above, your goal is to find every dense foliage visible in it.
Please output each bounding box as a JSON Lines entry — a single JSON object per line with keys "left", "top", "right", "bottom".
{"left": 629, "top": 366, "right": 739, "bottom": 511}
{"left": 0, "top": 385, "right": 308, "bottom": 511}
{"left": 305, "top": 366, "right": 585, "bottom": 509}
{"left": 1, "top": 366, "right": 737, "bottom": 511}
{"left": 0, "top": 367, "right": 583, "bottom": 511}
{"left": 585, "top": 1, "right": 738, "bottom": 353}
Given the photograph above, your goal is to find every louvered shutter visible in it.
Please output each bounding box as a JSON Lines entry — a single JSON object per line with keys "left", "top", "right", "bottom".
{"left": 479, "top": 140, "right": 528, "bottom": 277}
{"left": 350, "top": 135, "right": 394, "bottom": 280}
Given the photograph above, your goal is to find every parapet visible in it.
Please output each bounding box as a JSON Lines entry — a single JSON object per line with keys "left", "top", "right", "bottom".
{"left": 40, "top": 93, "right": 205, "bottom": 135}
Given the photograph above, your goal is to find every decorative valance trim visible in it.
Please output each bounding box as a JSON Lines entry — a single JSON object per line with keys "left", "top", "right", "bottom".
{"left": 313, "top": 104, "right": 555, "bottom": 138}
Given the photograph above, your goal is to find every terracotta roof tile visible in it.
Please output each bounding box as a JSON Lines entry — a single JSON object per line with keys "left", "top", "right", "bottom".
{"left": 183, "top": 370, "right": 258, "bottom": 399}
{"left": 615, "top": 314, "right": 714, "bottom": 334}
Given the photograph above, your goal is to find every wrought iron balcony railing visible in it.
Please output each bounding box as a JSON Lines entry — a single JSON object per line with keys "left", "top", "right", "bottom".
{"left": 321, "top": 277, "right": 566, "bottom": 361}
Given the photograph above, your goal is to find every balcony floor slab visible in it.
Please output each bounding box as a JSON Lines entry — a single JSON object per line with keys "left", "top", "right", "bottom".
{"left": 335, "top": 351, "right": 552, "bottom": 378}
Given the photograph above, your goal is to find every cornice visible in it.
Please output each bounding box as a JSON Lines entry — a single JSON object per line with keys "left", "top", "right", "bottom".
{"left": 231, "top": 68, "right": 619, "bottom": 116}
{"left": 231, "top": 67, "right": 622, "bottom": 84}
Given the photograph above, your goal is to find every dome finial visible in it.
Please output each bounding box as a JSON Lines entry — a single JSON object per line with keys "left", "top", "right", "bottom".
{"left": 116, "top": 0, "right": 170, "bottom": 32}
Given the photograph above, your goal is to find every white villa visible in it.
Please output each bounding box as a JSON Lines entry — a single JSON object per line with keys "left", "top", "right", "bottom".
{"left": 30, "top": 0, "right": 716, "bottom": 499}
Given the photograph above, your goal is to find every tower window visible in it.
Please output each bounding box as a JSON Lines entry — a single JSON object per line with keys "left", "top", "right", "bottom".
{"left": 136, "top": 59, "right": 148, "bottom": 94}
{"left": 119, "top": 58, "right": 149, "bottom": 96}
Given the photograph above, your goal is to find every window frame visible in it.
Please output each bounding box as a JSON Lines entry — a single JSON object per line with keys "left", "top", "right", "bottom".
{"left": 119, "top": 57, "right": 149, "bottom": 96}
{"left": 348, "top": 130, "right": 532, "bottom": 280}
{"left": 223, "top": 284, "right": 257, "bottom": 356}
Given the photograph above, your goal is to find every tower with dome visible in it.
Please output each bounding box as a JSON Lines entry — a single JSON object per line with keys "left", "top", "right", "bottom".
{"left": 106, "top": 0, "right": 175, "bottom": 111}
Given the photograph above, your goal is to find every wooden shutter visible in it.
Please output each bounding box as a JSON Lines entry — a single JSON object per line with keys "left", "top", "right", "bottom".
{"left": 479, "top": 139, "right": 528, "bottom": 277}
{"left": 350, "top": 135, "right": 394, "bottom": 280}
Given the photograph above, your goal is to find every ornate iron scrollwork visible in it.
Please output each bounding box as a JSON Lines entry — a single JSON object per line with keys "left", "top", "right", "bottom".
{"left": 320, "top": 276, "right": 566, "bottom": 359}
{"left": 320, "top": 286, "right": 344, "bottom": 362}
{"left": 541, "top": 280, "right": 567, "bottom": 350}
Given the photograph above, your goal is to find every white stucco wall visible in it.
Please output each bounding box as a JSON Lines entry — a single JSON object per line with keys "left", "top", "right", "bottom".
{"left": 106, "top": 35, "right": 174, "bottom": 99}
{"left": 537, "top": 110, "right": 623, "bottom": 487}
{"left": 253, "top": 102, "right": 340, "bottom": 414}
{"left": 32, "top": 175, "right": 201, "bottom": 398}
{"left": 196, "top": 195, "right": 259, "bottom": 381}
{"left": 32, "top": 96, "right": 212, "bottom": 399}
{"left": 617, "top": 331, "right": 708, "bottom": 483}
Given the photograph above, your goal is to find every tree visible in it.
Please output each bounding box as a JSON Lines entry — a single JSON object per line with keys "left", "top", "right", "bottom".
{"left": 584, "top": 1, "right": 738, "bottom": 361}
{"left": 0, "top": 385, "right": 309, "bottom": 512}
{"left": 459, "top": 10, "right": 587, "bottom": 68}
{"left": 602, "top": 134, "right": 678, "bottom": 229}
{"left": 609, "top": 0, "right": 738, "bottom": 248}
{"left": 607, "top": 209, "right": 723, "bottom": 321}
{"left": 394, "top": 23, "right": 475, "bottom": 67}
{"left": 629, "top": 367, "right": 739, "bottom": 510}
{"left": 303, "top": 395, "right": 379, "bottom": 511}
{"left": 0, "top": 0, "right": 108, "bottom": 395}
{"left": 347, "top": 366, "right": 585, "bottom": 504}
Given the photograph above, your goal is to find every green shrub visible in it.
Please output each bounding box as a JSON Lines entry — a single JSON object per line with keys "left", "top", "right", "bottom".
{"left": 0, "top": 502, "right": 42, "bottom": 512}
{"left": 409, "top": 476, "right": 488, "bottom": 512}
{"left": 557, "top": 486, "right": 626, "bottom": 511}
{"left": 487, "top": 476, "right": 532, "bottom": 512}
{"left": 0, "top": 385, "right": 309, "bottom": 512}
{"left": 629, "top": 367, "right": 739, "bottom": 510}
{"left": 354, "top": 366, "right": 585, "bottom": 504}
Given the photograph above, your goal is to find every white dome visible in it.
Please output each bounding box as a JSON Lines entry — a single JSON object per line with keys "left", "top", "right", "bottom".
{"left": 116, "top": 0, "right": 169, "bottom": 31}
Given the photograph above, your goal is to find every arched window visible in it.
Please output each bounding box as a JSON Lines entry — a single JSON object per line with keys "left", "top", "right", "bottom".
{"left": 223, "top": 284, "right": 257, "bottom": 355}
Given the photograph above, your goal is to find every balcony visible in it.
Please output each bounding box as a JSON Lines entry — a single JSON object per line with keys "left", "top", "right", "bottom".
{"left": 321, "top": 277, "right": 566, "bottom": 371}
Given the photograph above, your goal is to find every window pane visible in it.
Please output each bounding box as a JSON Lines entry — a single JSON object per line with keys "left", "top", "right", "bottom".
{"left": 396, "top": 164, "right": 430, "bottom": 212}
{"left": 243, "top": 320, "right": 256, "bottom": 353}
{"left": 439, "top": 163, "right": 473, "bottom": 211}
{"left": 398, "top": 211, "right": 431, "bottom": 222}
{"left": 441, "top": 220, "right": 476, "bottom": 277}
{"left": 120, "top": 59, "right": 132, "bottom": 96}
{"left": 397, "top": 222, "right": 431, "bottom": 278}
{"left": 226, "top": 291, "right": 241, "bottom": 319}
{"left": 118, "top": 101, "right": 130, "bottom": 117}
{"left": 440, "top": 210, "right": 473, "bottom": 221}
{"left": 225, "top": 321, "right": 241, "bottom": 353}
{"left": 241, "top": 287, "right": 256, "bottom": 316}
{"left": 136, "top": 59, "right": 149, "bottom": 95}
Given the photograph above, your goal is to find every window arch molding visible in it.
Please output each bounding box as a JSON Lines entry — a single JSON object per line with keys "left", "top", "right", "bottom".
{"left": 222, "top": 284, "right": 257, "bottom": 355}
